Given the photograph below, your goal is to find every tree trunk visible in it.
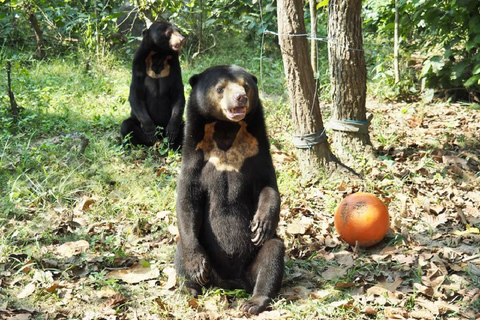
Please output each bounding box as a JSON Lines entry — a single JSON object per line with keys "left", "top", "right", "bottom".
{"left": 277, "top": 0, "right": 339, "bottom": 177}
{"left": 27, "top": 9, "right": 45, "bottom": 60}
{"left": 94, "top": 0, "right": 101, "bottom": 59}
{"left": 394, "top": 0, "right": 400, "bottom": 83}
{"left": 327, "top": 0, "right": 371, "bottom": 164}
{"left": 309, "top": 0, "right": 317, "bottom": 74}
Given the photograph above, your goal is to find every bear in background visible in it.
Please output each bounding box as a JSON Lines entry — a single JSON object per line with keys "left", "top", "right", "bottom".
{"left": 175, "top": 65, "right": 285, "bottom": 314}
{"left": 120, "top": 22, "right": 185, "bottom": 149}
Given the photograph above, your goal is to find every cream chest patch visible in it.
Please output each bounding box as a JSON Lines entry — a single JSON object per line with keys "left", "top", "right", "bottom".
{"left": 196, "top": 121, "right": 259, "bottom": 172}
{"left": 145, "top": 51, "right": 171, "bottom": 78}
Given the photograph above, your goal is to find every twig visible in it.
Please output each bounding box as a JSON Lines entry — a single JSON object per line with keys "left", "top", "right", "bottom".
{"left": 463, "top": 255, "right": 480, "bottom": 263}
{"left": 192, "top": 34, "right": 216, "bottom": 59}
{"left": 456, "top": 206, "right": 468, "bottom": 225}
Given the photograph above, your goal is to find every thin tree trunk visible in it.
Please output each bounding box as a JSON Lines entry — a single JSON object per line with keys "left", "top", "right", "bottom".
{"left": 94, "top": 0, "right": 101, "bottom": 59}
{"left": 27, "top": 9, "right": 45, "bottom": 60}
{"left": 394, "top": 0, "right": 400, "bottom": 83}
{"left": 192, "top": 0, "right": 203, "bottom": 59}
{"left": 309, "top": 0, "right": 317, "bottom": 74}
{"left": 198, "top": 0, "right": 203, "bottom": 54}
{"left": 277, "top": 0, "right": 339, "bottom": 177}
{"left": 6, "top": 61, "right": 19, "bottom": 120}
{"left": 328, "top": 0, "right": 371, "bottom": 164}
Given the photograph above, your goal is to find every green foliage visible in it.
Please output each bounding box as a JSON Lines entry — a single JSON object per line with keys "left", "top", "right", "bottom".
{"left": 0, "top": 0, "right": 134, "bottom": 58}
{"left": 364, "top": 0, "right": 480, "bottom": 101}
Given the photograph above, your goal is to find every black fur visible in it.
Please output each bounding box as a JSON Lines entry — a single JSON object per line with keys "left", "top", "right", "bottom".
{"left": 120, "top": 22, "right": 185, "bottom": 149}
{"left": 175, "top": 65, "right": 284, "bottom": 314}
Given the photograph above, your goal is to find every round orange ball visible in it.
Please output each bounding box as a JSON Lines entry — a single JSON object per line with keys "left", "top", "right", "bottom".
{"left": 334, "top": 192, "right": 390, "bottom": 247}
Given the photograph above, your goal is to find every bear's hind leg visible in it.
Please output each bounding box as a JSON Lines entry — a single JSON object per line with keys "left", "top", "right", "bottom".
{"left": 241, "top": 237, "right": 284, "bottom": 314}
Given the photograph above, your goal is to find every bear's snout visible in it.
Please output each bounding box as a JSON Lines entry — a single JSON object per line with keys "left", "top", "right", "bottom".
{"left": 170, "top": 32, "right": 186, "bottom": 52}
{"left": 235, "top": 92, "right": 248, "bottom": 105}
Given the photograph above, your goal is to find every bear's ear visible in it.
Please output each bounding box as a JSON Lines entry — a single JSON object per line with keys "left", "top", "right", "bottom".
{"left": 249, "top": 73, "right": 258, "bottom": 84}
{"left": 189, "top": 74, "right": 200, "bottom": 88}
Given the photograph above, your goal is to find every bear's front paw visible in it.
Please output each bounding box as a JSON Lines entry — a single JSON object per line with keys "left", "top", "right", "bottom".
{"left": 251, "top": 217, "right": 273, "bottom": 246}
{"left": 185, "top": 253, "right": 210, "bottom": 286}
{"left": 165, "top": 126, "right": 178, "bottom": 144}
{"left": 141, "top": 123, "right": 157, "bottom": 142}
{"left": 240, "top": 295, "right": 270, "bottom": 314}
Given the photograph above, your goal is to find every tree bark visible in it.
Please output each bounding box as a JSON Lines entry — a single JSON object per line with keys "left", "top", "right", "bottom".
{"left": 26, "top": 8, "right": 45, "bottom": 60}
{"left": 309, "top": 0, "right": 317, "bottom": 74}
{"left": 277, "top": 0, "right": 339, "bottom": 177}
{"left": 328, "top": 0, "right": 371, "bottom": 164}
{"left": 394, "top": 0, "right": 400, "bottom": 83}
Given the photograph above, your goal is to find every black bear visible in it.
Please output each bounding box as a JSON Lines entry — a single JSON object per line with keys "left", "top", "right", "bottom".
{"left": 120, "top": 22, "right": 186, "bottom": 149}
{"left": 175, "top": 65, "right": 284, "bottom": 314}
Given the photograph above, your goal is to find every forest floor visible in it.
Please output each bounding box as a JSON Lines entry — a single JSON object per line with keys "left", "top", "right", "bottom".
{"left": 1, "top": 63, "right": 480, "bottom": 319}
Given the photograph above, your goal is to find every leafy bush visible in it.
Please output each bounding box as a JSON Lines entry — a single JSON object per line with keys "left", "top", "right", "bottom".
{"left": 364, "top": 0, "right": 480, "bottom": 102}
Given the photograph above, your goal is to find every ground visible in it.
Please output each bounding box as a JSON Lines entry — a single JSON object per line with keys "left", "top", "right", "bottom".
{"left": 1, "top": 84, "right": 479, "bottom": 319}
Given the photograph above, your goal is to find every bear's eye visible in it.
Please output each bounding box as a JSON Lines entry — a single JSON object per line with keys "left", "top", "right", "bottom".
{"left": 243, "top": 83, "right": 249, "bottom": 91}
{"left": 216, "top": 86, "right": 224, "bottom": 94}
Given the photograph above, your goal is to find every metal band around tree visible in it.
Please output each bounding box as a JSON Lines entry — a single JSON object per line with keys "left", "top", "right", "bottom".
{"left": 328, "top": 119, "right": 370, "bottom": 134}
{"left": 292, "top": 128, "right": 328, "bottom": 149}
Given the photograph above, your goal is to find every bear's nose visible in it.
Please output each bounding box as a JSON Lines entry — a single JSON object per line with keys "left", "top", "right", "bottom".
{"left": 235, "top": 93, "right": 248, "bottom": 104}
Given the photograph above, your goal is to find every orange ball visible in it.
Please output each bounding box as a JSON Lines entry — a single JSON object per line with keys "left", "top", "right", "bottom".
{"left": 334, "top": 192, "right": 390, "bottom": 247}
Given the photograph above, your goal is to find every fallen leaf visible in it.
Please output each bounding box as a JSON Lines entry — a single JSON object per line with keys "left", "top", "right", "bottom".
{"left": 367, "top": 278, "right": 403, "bottom": 295}
{"left": 453, "top": 225, "right": 480, "bottom": 236}
{"left": 107, "top": 262, "right": 160, "bottom": 284}
{"left": 423, "top": 213, "right": 448, "bottom": 229}
{"left": 74, "top": 196, "right": 97, "bottom": 213}
{"left": 96, "top": 287, "right": 118, "bottom": 298}
{"left": 442, "top": 155, "right": 468, "bottom": 168}
{"left": 56, "top": 240, "right": 90, "bottom": 258}
{"left": 21, "top": 259, "right": 35, "bottom": 274}
{"left": 188, "top": 298, "right": 200, "bottom": 309}
{"left": 17, "top": 282, "right": 36, "bottom": 299}
{"left": 106, "top": 293, "right": 128, "bottom": 307}
{"left": 167, "top": 224, "right": 179, "bottom": 236}
{"left": 163, "top": 266, "right": 177, "bottom": 289}
{"left": 417, "top": 297, "right": 439, "bottom": 315}
{"left": 155, "top": 297, "right": 169, "bottom": 311}
{"left": 363, "top": 306, "right": 377, "bottom": 315}
{"left": 384, "top": 306, "right": 408, "bottom": 318}
{"left": 327, "top": 299, "right": 356, "bottom": 310}
{"left": 409, "top": 309, "right": 434, "bottom": 319}
{"left": 8, "top": 314, "right": 32, "bottom": 320}
{"left": 44, "top": 283, "right": 58, "bottom": 293}
{"left": 335, "top": 282, "right": 356, "bottom": 288}
{"left": 321, "top": 265, "right": 347, "bottom": 280}
{"left": 256, "top": 310, "right": 285, "bottom": 319}
{"left": 393, "top": 254, "right": 415, "bottom": 266}
{"left": 413, "top": 282, "right": 434, "bottom": 297}
{"left": 421, "top": 263, "right": 445, "bottom": 289}
{"left": 286, "top": 216, "right": 314, "bottom": 235}
{"left": 334, "top": 251, "right": 354, "bottom": 268}
{"left": 336, "top": 180, "right": 347, "bottom": 191}
{"left": 309, "top": 290, "right": 332, "bottom": 300}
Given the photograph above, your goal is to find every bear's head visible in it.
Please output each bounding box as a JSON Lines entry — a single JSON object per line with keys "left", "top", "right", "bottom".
{"left": 144, "top": 22, "right": 185, "bottom": 53}
{"left": 189, "top": 65, "right": 259, "bottom": 122}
